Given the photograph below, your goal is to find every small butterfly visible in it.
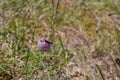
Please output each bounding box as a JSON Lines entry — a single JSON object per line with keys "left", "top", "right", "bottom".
{"left": 38, "top": 39, "right": 53, "bottom": 52}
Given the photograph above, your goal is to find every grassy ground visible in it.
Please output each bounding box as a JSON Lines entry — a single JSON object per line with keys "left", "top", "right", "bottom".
{"left": 0, "top": 0, "right": 120, "bottom": 80}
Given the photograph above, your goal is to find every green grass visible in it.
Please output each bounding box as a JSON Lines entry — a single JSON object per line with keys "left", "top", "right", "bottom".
{"left": 0, "top": 0, "right": 120, "bottom": 80}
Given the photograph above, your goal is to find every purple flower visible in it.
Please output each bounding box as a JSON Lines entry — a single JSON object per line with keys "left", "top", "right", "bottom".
{"left": 38, "top": 39, "right": 53, "bottom": 52}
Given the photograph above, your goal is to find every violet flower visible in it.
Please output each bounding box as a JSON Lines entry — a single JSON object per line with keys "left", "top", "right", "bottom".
{"left": 38, "top": 39, "right": 53, "bottom": 52}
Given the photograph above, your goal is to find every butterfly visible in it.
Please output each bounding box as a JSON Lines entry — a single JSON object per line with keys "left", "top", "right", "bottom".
{"left": 38, "top": 39, "right": 53, "bottom": 52}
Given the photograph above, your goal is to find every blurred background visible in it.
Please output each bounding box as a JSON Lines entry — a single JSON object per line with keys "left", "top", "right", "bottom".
{"left": 0, "top": 0, "right": 120, "bottom": 80}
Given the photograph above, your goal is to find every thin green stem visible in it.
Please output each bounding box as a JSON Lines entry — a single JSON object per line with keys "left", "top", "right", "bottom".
{"left": 95, "top": 64, "right": 106, "bottom": 80}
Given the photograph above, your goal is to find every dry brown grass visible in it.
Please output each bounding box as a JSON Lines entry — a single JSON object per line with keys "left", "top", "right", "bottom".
{"left": 0, "top": 0, "right": 120, "bottom": 80}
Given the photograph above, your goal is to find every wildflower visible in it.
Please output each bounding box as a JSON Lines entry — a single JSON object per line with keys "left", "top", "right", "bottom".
{"left": 38, "top": 39, "right": 53, "bottom": 52}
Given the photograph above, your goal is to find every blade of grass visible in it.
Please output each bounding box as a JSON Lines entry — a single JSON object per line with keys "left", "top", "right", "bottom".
{"left": 95, "top": 64, "right": 106, "bottom": 80}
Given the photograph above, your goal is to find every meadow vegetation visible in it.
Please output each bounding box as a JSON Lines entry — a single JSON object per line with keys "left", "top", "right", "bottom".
{"left": 0, "top": 0, "right": 120, "bottom": 80}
